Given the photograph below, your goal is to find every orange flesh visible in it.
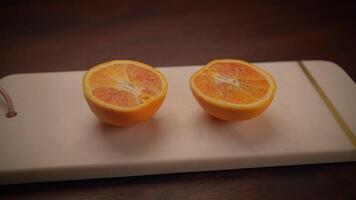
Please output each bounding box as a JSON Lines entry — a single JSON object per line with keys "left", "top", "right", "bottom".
{"left": 89, "top": 64, "right": 162, "bottom": 107}
{"left": 193, "top": 62, "right": 269, "bottom": 104}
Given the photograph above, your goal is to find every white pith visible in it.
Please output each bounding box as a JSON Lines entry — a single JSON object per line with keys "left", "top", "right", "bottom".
{"left": 213, "top": 74, "right": 240, "bottom": 87}
{"left": 117, "top": 80, "right": 143, "bottom": 105}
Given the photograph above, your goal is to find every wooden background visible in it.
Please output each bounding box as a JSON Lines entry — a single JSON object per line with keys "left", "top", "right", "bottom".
{"left": 1, "top": 0, "right": 355, "bottom": 199}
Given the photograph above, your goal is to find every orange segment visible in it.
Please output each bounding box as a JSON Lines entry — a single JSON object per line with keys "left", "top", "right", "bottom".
{"left": 127, "top": 64, "right": 162, "bottom": 95}
{"left": 83, "top": 60, "right": 168, "bottom": 126}
{"left": 193, "top": 74, "right": 222, "bottom": 99}
{"left": 239, "top": 79, "right": 269, "bottom": 98}
{"left": 217, "top": 83, "right": 258, "bottom": 104}
{"left": 89, "top": 70, "right": 117, "bottom": 88}
{"left": 209, "top": 62, "right": 265, "bottom": 80}
{"left": 190, "top": 59, "right": 276, "bottom": 121}
{"left": 92, "top": 87, "right": 138, "bottom": 107}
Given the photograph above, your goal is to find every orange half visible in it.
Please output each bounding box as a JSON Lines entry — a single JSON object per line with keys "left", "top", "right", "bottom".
{"left": 190, "top": 59, "right": 276, "bottom": 121}
{"left": 83, "top": 60, "right": 168, "bottom": 126}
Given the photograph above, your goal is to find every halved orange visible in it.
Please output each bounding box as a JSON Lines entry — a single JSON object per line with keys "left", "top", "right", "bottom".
{"left": 190, "top": 59, "right": 276, "bottom": 121}
{"left": 83, "top": 60, "right": 168, "bottom": 126}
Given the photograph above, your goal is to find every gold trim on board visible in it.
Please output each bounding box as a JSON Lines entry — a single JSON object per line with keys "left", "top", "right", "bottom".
{"left": 297, "top": 61, "right": 356, "bottom": 148}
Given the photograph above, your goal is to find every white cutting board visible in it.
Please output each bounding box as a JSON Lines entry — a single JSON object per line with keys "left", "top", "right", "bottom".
{"left": 0, "top": 60, "right": 355, "bottom": 185}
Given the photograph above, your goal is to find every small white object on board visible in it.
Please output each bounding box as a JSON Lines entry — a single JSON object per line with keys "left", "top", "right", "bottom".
{"left": 0, "top": 60, "right": 355, "bottom": 185}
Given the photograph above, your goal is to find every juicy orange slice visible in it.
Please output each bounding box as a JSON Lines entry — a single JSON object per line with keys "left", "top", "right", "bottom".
{"left": 190, "top": 59, "right": 276, "bottom": 121}
{"left": 83, "top": 60, "right": 168, "bottom": 126}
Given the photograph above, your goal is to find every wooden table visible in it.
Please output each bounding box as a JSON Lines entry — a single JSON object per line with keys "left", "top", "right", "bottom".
{"left": 1, "top": 1, "right": 355, "bottom": 199}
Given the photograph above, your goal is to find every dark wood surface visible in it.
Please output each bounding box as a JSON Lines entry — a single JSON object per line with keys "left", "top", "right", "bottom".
{"left": 1, "top": 1, "right": 356, "bottom": 199}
